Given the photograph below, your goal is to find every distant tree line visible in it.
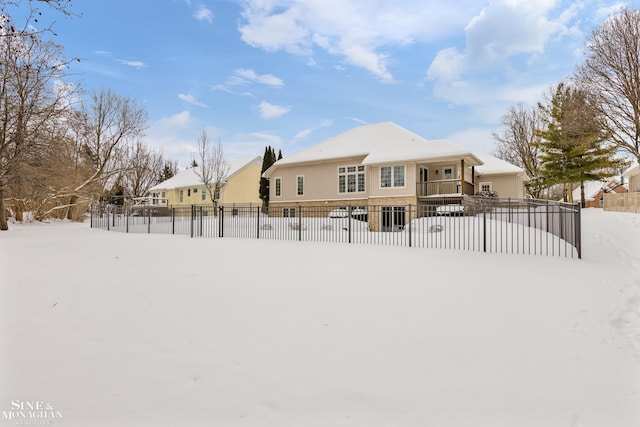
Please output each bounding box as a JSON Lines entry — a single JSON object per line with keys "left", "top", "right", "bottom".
{"left": 494, "top": 7, "right": 639, "bottom": 205}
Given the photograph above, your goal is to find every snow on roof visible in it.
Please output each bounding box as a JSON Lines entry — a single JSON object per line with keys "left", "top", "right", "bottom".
{"left": 571, "top": 176, "right": 626, "bottom": 201}
{"left": 473, "top": 152, "right": 527, "bottom": 177}
{"left": 149, "top": 156, "right": 260, "bottom": 191}
{"left": 622, "top": 161, "right": 639, "bottom": 177}
{"left": 267, "top": 122, "right": 481, "bottom": 174}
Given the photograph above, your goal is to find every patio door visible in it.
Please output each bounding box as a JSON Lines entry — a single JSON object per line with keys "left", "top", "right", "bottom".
{"left": 381, "top": 206, "right": 406, "bottom": 231}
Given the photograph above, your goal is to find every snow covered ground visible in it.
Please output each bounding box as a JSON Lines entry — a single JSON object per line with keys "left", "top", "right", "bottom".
{"left": 1, "top": 209, "right": 639, "bottom": 427}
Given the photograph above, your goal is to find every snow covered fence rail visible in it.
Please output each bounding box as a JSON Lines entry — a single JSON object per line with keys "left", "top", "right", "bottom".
{"left": 90, "top": 197, "right": 581, "bottom": 258}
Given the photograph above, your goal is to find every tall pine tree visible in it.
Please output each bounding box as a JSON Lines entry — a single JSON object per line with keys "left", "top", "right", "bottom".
{"left": 259, "top": 146, "right": 278, "bottom": 207}
{"left": 536, "top": 83, "right": 622, "bottom": 205}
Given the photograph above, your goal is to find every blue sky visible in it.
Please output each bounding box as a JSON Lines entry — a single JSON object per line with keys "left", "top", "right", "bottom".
{"left": 43, "top": 0, "right": 626, "bottom": 167}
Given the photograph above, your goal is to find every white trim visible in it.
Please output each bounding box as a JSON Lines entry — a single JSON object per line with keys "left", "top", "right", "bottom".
{"left": 441, "top": 165, "right": 455, "bottom": 180}
{"left": 274, "top": 177, "right": 282, "bottom": 198}
{"left": 337, "top": 164, "right": 366, "bottom": 194}
{"left": 296, "top": 175, "right": 305, "bottom": 196}
{"left": 479, "top": 181, "right": 492, "bottom": 192}
{"left": 379, "top": 164, "right": 407, "bottom": 190}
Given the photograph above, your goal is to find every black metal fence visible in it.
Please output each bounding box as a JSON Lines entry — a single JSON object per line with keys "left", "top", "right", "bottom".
{"left": 90, "top": 196, "right": 581, "bottom": 258}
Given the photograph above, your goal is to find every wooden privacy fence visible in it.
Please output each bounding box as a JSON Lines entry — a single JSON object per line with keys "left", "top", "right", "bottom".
{"left": 90, "top": 196, "right": 581, "bottom": 258}
{"left": 604, "top": 193, "right": 640, "bottom": 213}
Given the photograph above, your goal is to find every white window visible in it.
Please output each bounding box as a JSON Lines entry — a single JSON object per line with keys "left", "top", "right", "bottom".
{"left": 443, "top": 167, "right": 454, "bottom": 180}
{"left": 297, "top": 176, "right": 304, "bottom": 196}
{"left": 283, "top": 207, "right": 296, "bottom": 217}
{"left": 338, "top": 165, "right": 365, "bottom": 193}
{"left": 380, "top": 165, "right": 405, "bottom": 188}
{"left": 179, "top": 190, "right": 183, "bottom": 203}
{"left": 480, "top": 182, "right": 492, "bottom": 192}
{"left": 201, "top": 187, "right": 206, "bottom": 201}
{"left": 274, "top": 177, "right": 282, "bottom": 197}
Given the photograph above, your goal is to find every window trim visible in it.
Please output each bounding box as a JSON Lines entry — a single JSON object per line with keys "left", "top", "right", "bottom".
{"left": 479, "top": 181, "right": 492, "bottom": 193}
{"left": 442, "top": 165, "right": 455, "bottom": 181}
{"left": 337, "top": 165, "right": 366, "bottom": 194}
{"left": 296, "top": 175, "right": 304, "bottom": 196}
{"left": 274, "top": 177, "right": 282, "bottom": 198}
{"left": 379, "top": 164, "right": 406, "bottom": 189}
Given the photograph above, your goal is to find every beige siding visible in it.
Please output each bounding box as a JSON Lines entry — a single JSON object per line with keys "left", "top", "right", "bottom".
{"left": 630, "top": 174, "right": 640, "bottom": 192}
{"left": 270, "top": 157, "right": 370, "bottom": 202}
{"left": 474, "top": 173, "right": 526, "bottom": 198}
{"left": 368, "top": 164, "right": 416, "bottom": 198}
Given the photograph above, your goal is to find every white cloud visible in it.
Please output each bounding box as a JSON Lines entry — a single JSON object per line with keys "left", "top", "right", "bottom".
{"left": 178, "top": 93, "right": 209, "bottom": 108}
{"left": 116, "top": 59, "right": 147, "bottom": 68}
{"left": 238, "top": 0, "right": 480, "bottom": 82}
{"left": 194, "top": 5, "right": 214, "bottom": 23}
{"left": 258, "top": 100, "right": 291, "bottom": 119}
{"left": 594, "top": 2, "right": 626, "bottom": 21}
{"left": 425, "top": 0, "right": 588, "bottom": 122}
{"left": 234, "top": 68, "right": 284, "bottom": 87}
{"left": 292, "top": 119, "right": 333, "bottom": 142}
{"left": 427, "top": 47, "right": 466, "bottom": 82}
{"left": 213, "top": 68, "right": 285, "bottom": 94}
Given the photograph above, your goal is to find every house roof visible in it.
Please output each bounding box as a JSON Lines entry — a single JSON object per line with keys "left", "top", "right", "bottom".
{"left": 149, "top": 156, "right": 261, "bottom": 191}
{"left": 473, "top": 152, "right": 528, "bottom": 178}
{"left": 264, "top": 122, "right": 482, "bottom": 176}
{"left": 622, "top": 161, "right": 639, "bottom": 177}
{"left": 570, "top": 176, "right": 626, "bottom": 202}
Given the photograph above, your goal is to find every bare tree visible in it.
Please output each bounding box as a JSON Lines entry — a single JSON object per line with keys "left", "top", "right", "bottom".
{"left": 74, "top": 89, "right": 147, "bottom": 197}
{"left": 194, "top": 128, "right": 229, "bottom": 207}
{"left": 121, "top": 140, "right": 164, "bottom": 199}
{"left": 492, "top": 104, "right": 543, "bottom": 198}
{"left": 575, "top": 7, "right": 640, "bottom": 163}
{"left": 27, "top": 89, "right": 148, "bottom": 220}
{"left": 0, "top": 14, "right": 74, "bottom": 230}
{"left": 1, "top": 0, "right": 74, "bottom": 38}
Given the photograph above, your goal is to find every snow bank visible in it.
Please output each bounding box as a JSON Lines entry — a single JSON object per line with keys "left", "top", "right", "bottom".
{"left": 0, "top": 210, "right": 639, "bottom": 427}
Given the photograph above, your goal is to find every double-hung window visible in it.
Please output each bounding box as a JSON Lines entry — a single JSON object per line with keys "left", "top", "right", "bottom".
{"left": 297, "top": 176, "right": 304, "bottom": 196}
{"left": 338, "top": 165, "right": 365, "bottom": 193}
{"left": 274, "top": 177, "right": 282, "bottom": 197}
{"left": 380, "top": 165, "right": 405, "bottom": 188}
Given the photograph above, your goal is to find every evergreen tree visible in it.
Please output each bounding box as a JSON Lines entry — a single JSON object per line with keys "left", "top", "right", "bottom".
{"left": 191, "top": 159, "right": 198, "bottom": 168}
{"left": 259, "top": 146, "right": 277, "bottom": 206}
{"left": 536, "top": 83, "right": 623, "bottom": 204}
{"left": 157, "top": 163, "right": 175, "bottom": 183}
{"left": 277, "top": 149, "right": 283, "bottom": 160}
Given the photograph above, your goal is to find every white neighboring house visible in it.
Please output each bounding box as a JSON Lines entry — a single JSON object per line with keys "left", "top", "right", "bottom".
{"left": 147, "top": 156, "right": 262, "bottom": 207}
{"left": 623, "top": 162, "right": 639, "bottom": 192}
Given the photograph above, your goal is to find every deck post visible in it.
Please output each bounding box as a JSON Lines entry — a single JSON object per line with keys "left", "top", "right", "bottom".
{"left": 460, "top": 159, "right": 465, "bottom": 195}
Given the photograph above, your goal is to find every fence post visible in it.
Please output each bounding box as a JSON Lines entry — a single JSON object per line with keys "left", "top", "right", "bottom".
{"left": 190, "top": 205, "right": 194, "bottom": 238}
{"left": 126, "top": 208, "right": 129, "bottom": 233}
{"left": 90, "top": 206, "right": 94, "bottom": 228}
{"left": 219, "top": 206, "right": 224, "bottom": 237}
{"left": 107, "top": 208, "right": 110, "bottom": 231}
{"left": 348, "top": 205, "right": 352, "bottom": 244}
{"left": 575, "top": 204, "right": 582, "bottom": 259}
{"left": 256, "top": 206, "right": 260, "bottom": 239}
{"left": 483, "top": 208, "right": 487, "bottom": 253}
{"left": 171, "top": 208, "right": 175, "bottom": 235}
{"left": 408, "top": 204, "right": 412, "bottom": 248}
{"left": 298, "top": 206, "right": 302, "bottom": 241}
{"left": 147, "top": 208, "right": 151, "bottom": 234}
{"left": 199, "top": 206, "right": 203, "bottom": 237}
